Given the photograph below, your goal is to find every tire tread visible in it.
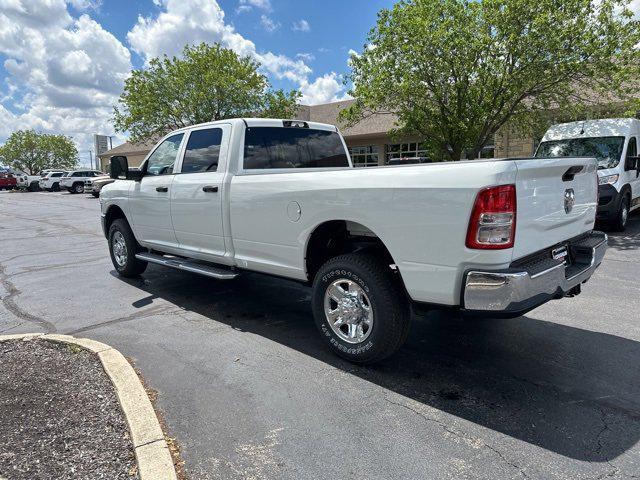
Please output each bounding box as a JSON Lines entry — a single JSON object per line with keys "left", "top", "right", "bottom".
{"left": 312, "top": 253, "right": 410, "bottom": 364}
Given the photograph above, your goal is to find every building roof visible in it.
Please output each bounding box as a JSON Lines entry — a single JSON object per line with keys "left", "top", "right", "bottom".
{"left": 98, "top": 138, "right": 158, "bottom": 160}
{"left": 300, "top": 99, "right": 398, "bottom": 140}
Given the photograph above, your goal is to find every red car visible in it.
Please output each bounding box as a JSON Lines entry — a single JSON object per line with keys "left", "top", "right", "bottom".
{"left": 0, "top": 170, "right": 17, "bottom": 190}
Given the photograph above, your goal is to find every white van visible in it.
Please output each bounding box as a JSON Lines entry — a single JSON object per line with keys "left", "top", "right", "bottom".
{"left": 536, "top": 118, "right": 640, "bottom": 231}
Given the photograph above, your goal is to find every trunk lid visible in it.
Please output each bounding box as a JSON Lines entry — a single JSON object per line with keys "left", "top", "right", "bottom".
{"left": 512, "top": 156, "right": 598, "bottom": 260}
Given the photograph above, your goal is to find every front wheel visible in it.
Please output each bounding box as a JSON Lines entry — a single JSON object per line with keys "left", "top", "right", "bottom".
{"left": 108, "top": 219, "right": 147, "bottom": 277}
{"left": 311, "top": 253, "right": 410, "bottom": 364}
{"left": 612, "top": 195, "right": 630, "bottom": 232}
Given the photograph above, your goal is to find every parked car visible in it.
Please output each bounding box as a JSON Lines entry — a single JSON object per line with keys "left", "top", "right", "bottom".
{"left": 85, "top": 175, "right": 115, "bottom": 197}
{"left": 39, "top": 171, "right": 66, "bottom": 191}
{"left": 100, "top": 118, "right": 607, "bottom": 364}
{"left": 0, "top": 169, "right": 17, "bottom": 190}
{"left": 17, "top": 173, "right": 41, "bottom": 191}
{"left": 536, "top": 118, "right": 640, "bottom": 231}
{"left": 60, "top": 170, "right": 105, "bottom": 194}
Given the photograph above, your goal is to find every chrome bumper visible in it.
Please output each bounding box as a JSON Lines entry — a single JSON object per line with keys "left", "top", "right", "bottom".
{"left": 463, "top": 231, "right": 607, "bottom": 313}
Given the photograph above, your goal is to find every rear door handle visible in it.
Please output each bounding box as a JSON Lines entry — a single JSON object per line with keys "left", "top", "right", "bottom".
{"left": 202, "top": 186, "right": 219, "bottom": 193}
{"left": 156, "top": 186, "right": 168, "bottom": 192}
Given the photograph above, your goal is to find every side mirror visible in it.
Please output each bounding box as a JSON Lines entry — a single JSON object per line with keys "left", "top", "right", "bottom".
{"left": 128, "top": 167, "right": 144, "bottom": 182}
{"left": 110, "top": 156, "right": 129, "bottom": 179}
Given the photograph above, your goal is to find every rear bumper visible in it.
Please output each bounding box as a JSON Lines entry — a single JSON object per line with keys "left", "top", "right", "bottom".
{"left": 462, "top": 231, "right": 607, "bottom": 314}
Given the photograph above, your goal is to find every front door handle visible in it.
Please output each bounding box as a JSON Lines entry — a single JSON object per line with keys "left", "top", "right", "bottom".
{"left": 156, "top": 186, "right": 168, "bottom": 192}
{"left": 202, "top": 185, "right": 219, "bottom": 193}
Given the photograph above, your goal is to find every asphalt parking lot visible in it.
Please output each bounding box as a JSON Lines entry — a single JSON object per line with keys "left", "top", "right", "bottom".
{"left": 1, "top": 190, "right": 639, "bottom": 480}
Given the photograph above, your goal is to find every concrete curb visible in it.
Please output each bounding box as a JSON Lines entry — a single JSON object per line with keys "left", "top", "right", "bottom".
{"left": 0, "top": 333, "right": 177, "bottom": 480}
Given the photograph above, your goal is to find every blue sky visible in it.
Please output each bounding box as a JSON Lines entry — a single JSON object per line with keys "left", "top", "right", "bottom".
{"left": 0, "top": 0, "right": 393, "bottom": 166}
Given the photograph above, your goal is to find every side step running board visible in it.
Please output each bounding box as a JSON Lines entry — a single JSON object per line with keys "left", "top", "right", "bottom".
{"left": 135, "top": 252, "right": 239, "bottom": 280}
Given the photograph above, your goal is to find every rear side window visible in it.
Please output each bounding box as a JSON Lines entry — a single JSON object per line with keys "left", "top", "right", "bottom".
{"left": 244, "top": 127, "right": 349, "bottom": 170}
{"left": 182, "top": 128, "right": 223, "bottom": 173}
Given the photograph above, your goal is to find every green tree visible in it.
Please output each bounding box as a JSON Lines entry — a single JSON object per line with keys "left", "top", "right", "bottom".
{"left": 342, "top": 0, "right": 640, "bottom": 160}
{"left": 0, "top": 130, "right": 78, "bottom": 174}
{"left": 114, "top": 43, "right": 302, "bottom": 142}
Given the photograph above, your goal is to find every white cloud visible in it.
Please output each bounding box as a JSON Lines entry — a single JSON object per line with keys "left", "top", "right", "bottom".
{"left": 0, "top": 0, "right": 131, "bottom": 158}
{"left": 296, "top": 52, "right": 315, "bottom": 62}
{"left": 299, "top": 72, "right": 350, "bottom": 105}
{"left": 236, "top": 0, "right": 271, "bottom": 13}
{"left": 66, "top": 0, "right": 101, "bottom": 10}
{"left": 292, "top": 19, "right": 310, "bottom": 32}
{"left": 127, "top": 0, "right": 343, "bottom": 98}
{"left": 260, "top": 14, "right": 279, "bottom": 33}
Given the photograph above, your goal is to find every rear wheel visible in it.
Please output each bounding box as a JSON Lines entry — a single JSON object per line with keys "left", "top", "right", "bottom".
{"left": 311, "top": 253, "right": 410, "bottom": 364}
{"left": 28, "top": 182, "right": 39, "bottom": 192}
{"left": 612, "top": 195, "right": 630, "bottom": 232}
{"left": 52, "top": 183, "right": 60, "bottom": 192}
{"left": 108, "top": 219, "right": 147, "bottom": 277}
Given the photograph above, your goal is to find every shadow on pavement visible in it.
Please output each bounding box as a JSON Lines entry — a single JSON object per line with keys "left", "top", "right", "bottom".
{"left": 603, "top": 210, "right": 640, "bottom": 251}
{"left": 113, "top": 214, "right": 640, "bottom": 463}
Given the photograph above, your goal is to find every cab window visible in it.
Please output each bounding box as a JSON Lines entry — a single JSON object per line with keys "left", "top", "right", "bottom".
{"left": 146, "top": 134, "right": 184, "bottom": 176}
{"left": 181, "top": 128, "right": 223, "bottom": 173}
{"left": 244, "top": 127, "right": 349, "bottom": 169}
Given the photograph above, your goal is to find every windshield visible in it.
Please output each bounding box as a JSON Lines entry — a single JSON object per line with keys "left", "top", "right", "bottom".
{"left": 535, "top": 136, "right": 625, "bottom": 169}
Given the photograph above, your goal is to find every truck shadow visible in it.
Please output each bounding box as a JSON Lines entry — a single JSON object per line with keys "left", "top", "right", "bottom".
{"left": 115, "top": 214, "right": 640, "bottom": 463}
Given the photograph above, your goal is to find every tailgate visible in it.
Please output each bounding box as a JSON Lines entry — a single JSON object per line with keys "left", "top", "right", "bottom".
{"left": 513, "top": 157, "right": 598, "bottom": 259}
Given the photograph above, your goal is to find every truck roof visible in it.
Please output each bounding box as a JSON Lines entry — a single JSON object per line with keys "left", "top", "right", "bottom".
{"left": 170, "top": 118, "right": 339, "bottom": 133}
{"left": 541, "top": 118, "right": 639, "bottom": 142}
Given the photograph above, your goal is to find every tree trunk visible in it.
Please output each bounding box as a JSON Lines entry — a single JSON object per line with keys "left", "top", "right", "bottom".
{"left": 447, "top": 145, "right": 463, "bottom": 161}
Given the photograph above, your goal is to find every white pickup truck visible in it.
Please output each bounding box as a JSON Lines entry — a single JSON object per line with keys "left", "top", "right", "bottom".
{"left": 100, "top": 118, "right": 607, "bottom": 363}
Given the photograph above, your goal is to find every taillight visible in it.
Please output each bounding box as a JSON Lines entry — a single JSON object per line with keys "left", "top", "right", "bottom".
{"left": 466, "top": 184, "right": 516, "bottom": 249}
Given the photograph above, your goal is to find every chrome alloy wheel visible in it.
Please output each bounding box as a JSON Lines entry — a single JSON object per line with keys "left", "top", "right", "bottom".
{"left": 324, "top": 279, "right": 373, "bottom": 344}
{"left": 112, "top": 231, "right": 128, "bottom": 267}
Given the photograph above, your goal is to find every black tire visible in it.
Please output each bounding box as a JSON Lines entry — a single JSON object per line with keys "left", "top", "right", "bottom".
{"left": 29, "top": 182, "right": 39, "bottom": 192}
{"left": 311, "top": 253, "right": 410, "bottom": 364}
{"left": 92, "top": 192, "right": 99, "bottom": 198}
{"left": 612, "top": 195, "right": 630, "bottom": 232}
{"left": 52, "top": 183, "right": 60, "bottom": 192}
{"left": 108, "top": 218, "right": 148, "bottom": 277}
{"left": 71, "top": 182, "right": 84, "bottom": 194}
